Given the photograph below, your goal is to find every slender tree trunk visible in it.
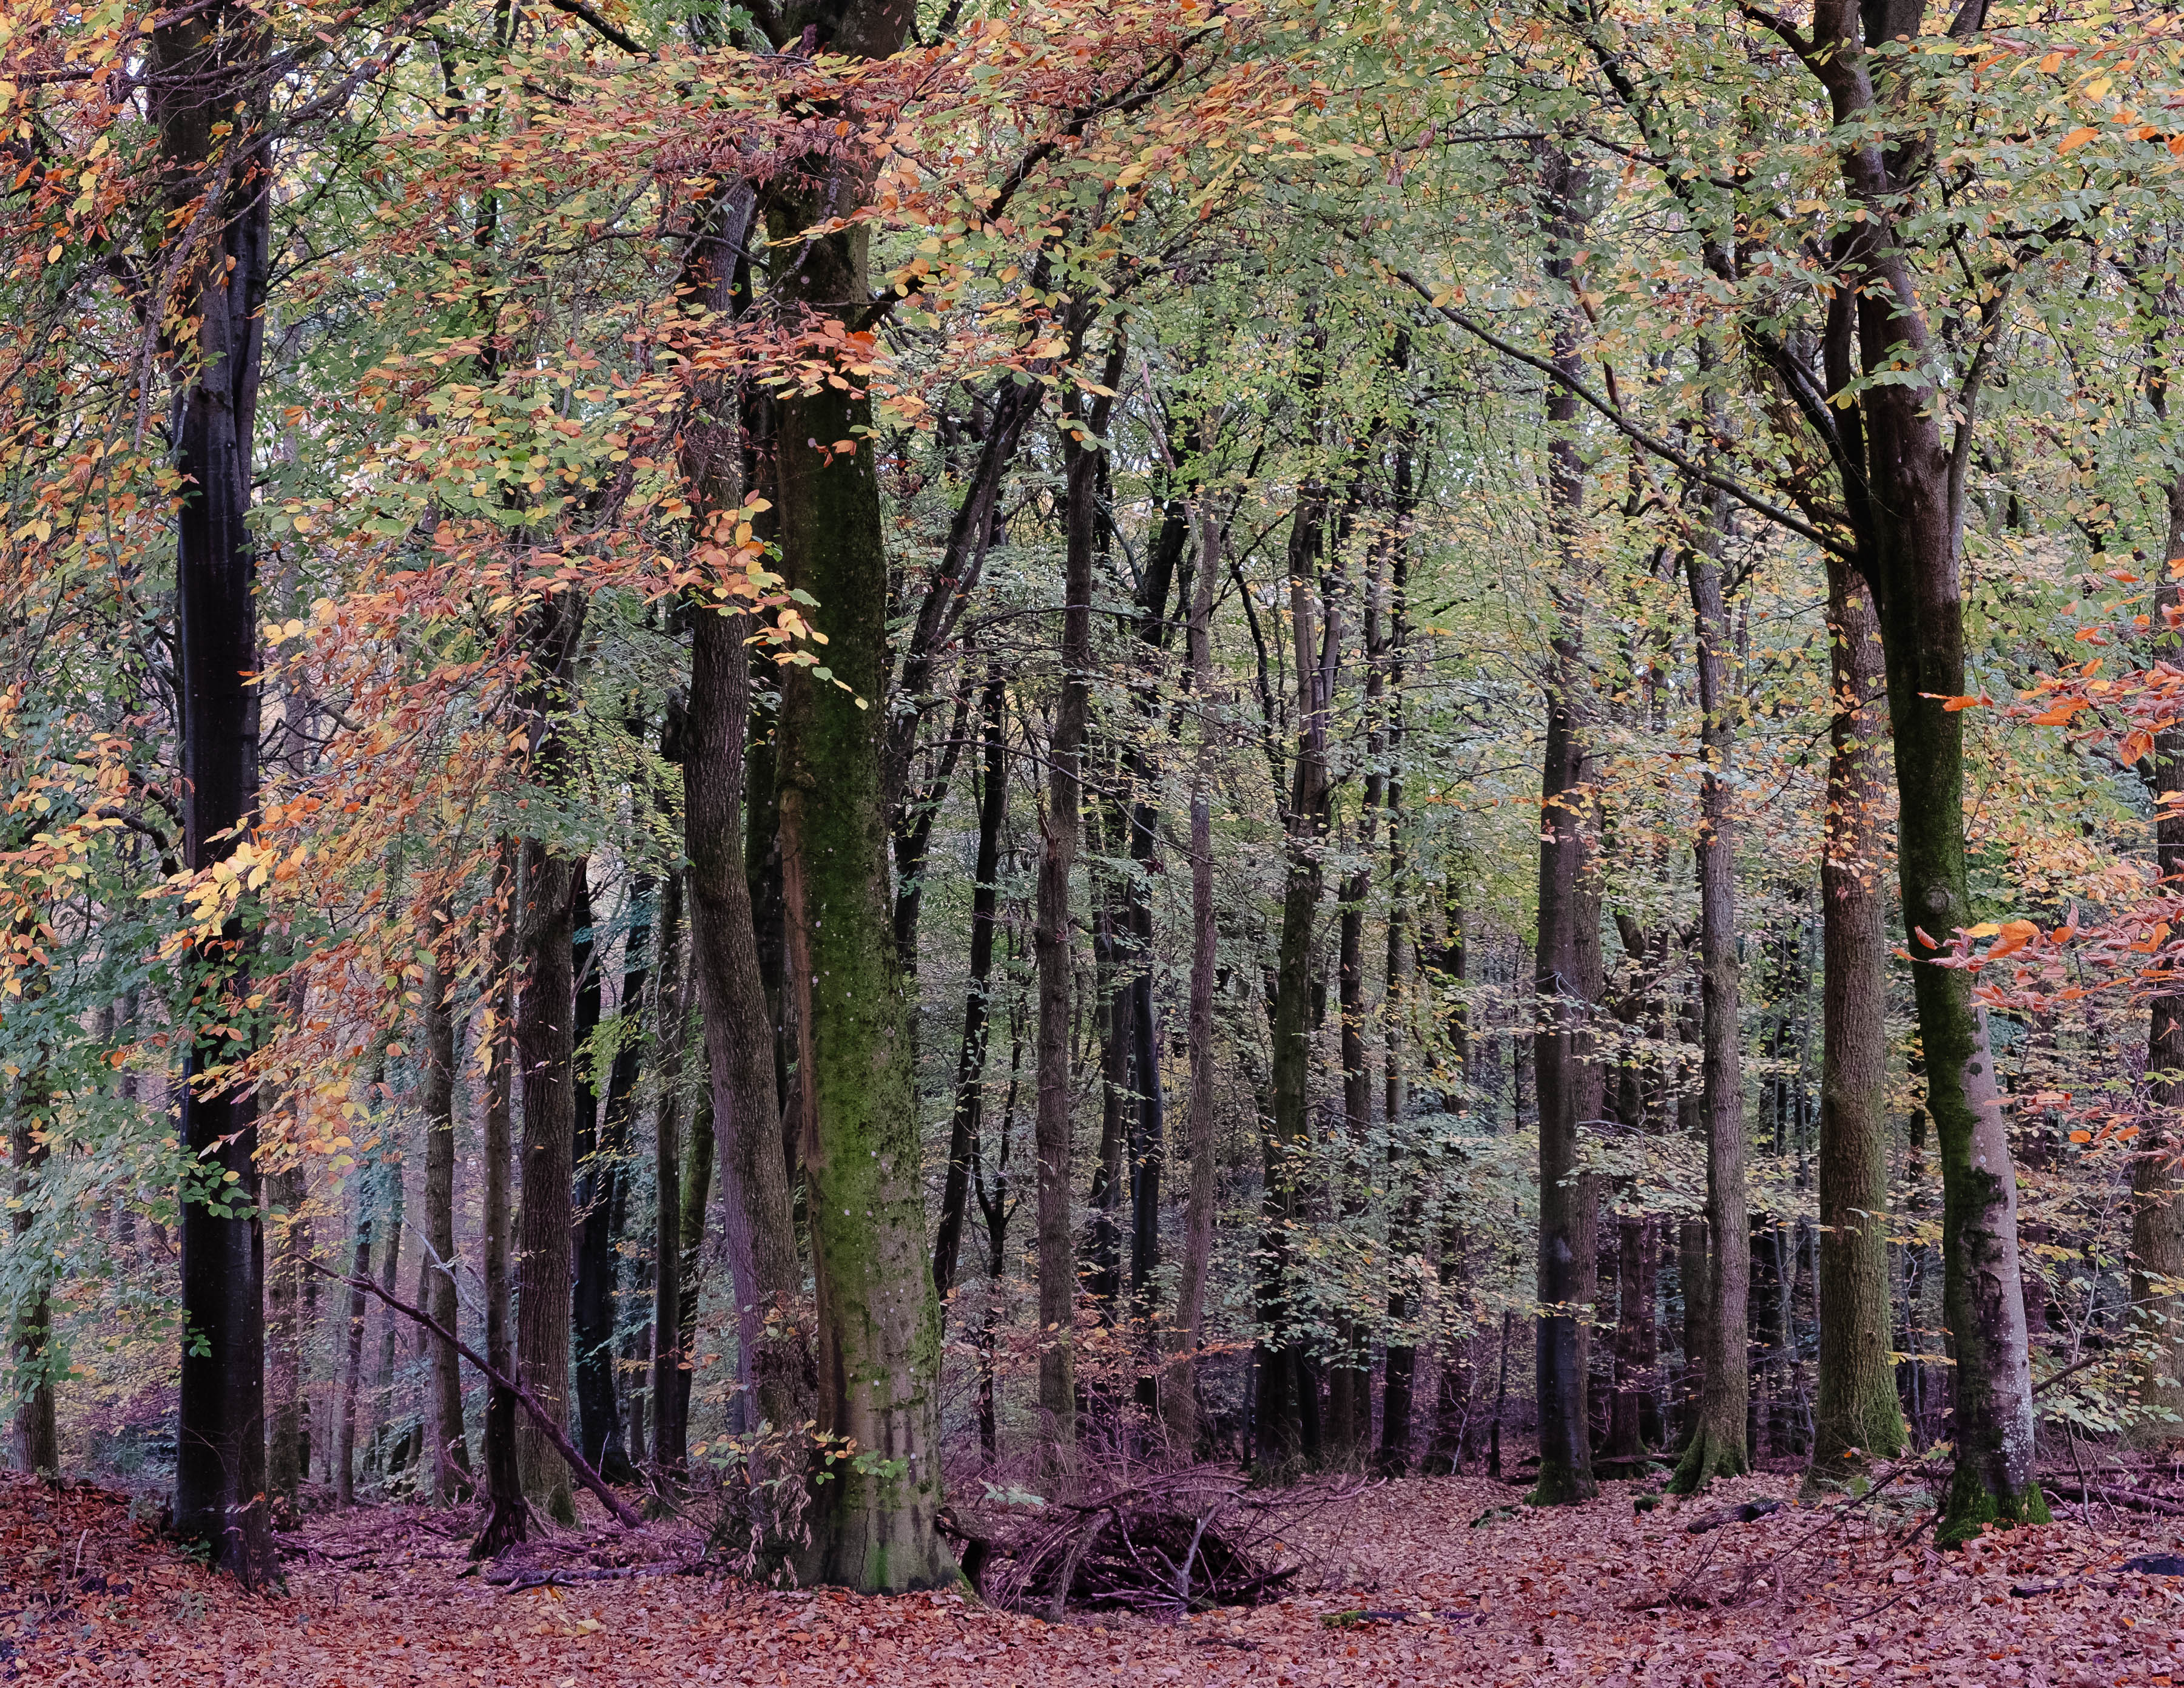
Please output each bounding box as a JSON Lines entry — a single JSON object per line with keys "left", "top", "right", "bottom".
{"left": 1808, "top": 555, "right": 1907, "bottom": 1484}
{"left": 2135, "top": 465, "right": 2184, "bottom": 1436}
{"left": 1259, "top": 348, "right": 1334, "bottom": 1473}
{"left": 1164, "top": 508, "right": 1224, "bottom": 1453}
{"left": 420, "top": 923, "right": 473, "bottom": 1501}
{"left": 575, "top": 876, "right": 645, "bottom": 1486}
{"left": 651, "top": 871, "right": 689, "bottom": 1473}
{"left": 9, "top": 1117, "right": 56, "bottom": 1476}
{"left": 369, "top": 1161, "right": 406, "bottom": 1477}
{"left": 675, "top": 1090, "right": 715, "bottom": 1442}
{"left": 675, "top": 182, "right": 809, "bottom": 1453}
{"left": 1671, "top": 522, "right": 1751, "bottom": 1494}
{"left": 1377, "top": 428, "right": 1419, "bottom": 1475}
{"left": 977, "top": 994, "right": 1026, "bottom": 1461}
{"left": 1035, "top": 394, "right": 1102, "bottom": 1469}
{"left": 934, "top": 670, "right": 1009, "bottom": 1305}
{"left": 474, "top": 842, "right": 528, "bottom": 1556}
{"left": 1528, "top": 143, "right": 1599, "bottom": 1507}
{"left": 335, "top": 1191, "right": 372, "bottom": 1507}
{"left": 157, "top": 0, "right": 273, "bottom": 1583}
{"left": 265, "top": 1160, "right": 307, "bottom": 1502}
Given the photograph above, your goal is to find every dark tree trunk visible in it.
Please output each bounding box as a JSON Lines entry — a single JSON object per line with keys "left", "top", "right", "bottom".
{"left": 515, "top": 835, "right": 581, "bottom": 1523}
{"left": 934, "top": 670, "right": 1010, "bottom": 1305}
{"left": 1528, "top": 144, "right": 1598, "bottom": 1508}
{"left": 421, "top": 913, "right": 473, "bottom": 1501}
{"left": 1035, "top": 384, "right": 1103, "bottom": 1468}
{"left": 473, "top": 843, "right": 527, "bottom": 1556}
{"left": 335, "top": 1191, "right": 372, "bottom": 1507}
{"left": 575, "top": 876, "right": 645, "bottom": 1485}
{"left": 157, "top": 0, "right": 274, "bottom": 1584}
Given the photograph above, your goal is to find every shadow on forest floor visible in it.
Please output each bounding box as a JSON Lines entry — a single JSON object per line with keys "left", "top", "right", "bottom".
{"left": 4, "top": 1464, "right": 2181, "bottom": 1684}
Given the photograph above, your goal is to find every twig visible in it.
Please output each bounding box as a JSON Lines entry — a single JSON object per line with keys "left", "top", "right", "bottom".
{"left": 484, "top": 1561, "right": 690, "bottom": 1592}
{"left": 302, "top": 1260, "right": 642, "bottom": 1529}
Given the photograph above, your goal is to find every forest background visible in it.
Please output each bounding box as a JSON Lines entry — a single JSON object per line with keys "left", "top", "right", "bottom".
{"left": 4, "top": 0, "right": 2184, "bottom": 1596}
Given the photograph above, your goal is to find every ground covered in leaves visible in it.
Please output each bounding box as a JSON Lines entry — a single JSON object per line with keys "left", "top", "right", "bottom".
{"left": 5, "top": 1465, "right": 2182, "bottom": 1686}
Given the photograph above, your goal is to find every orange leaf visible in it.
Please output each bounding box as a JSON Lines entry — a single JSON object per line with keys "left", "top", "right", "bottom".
{"left": 2058, "top": 126, "right": 2100, "bottom": 153}
{"left": 2069, "top": 1129, "right": 2092, "bottom": 1143}
{"left": 1940, "top": 694, "right": 1988, "bottom": 712}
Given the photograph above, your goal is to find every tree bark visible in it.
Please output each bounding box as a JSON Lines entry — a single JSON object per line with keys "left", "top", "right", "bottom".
{"left": 1808, "top": 555, "right": 1907, "bottom": 1484}
{"left": 420, "top": 919, "right": 473, "bottom": 1501}
{"left": 934, "top": 670, "right": 1010, "bottom": 1305}
{"left": 335, "top": 1189, "right": 372, "bottom": 1507}
{"left": 1529, "top": 145, "right": 1597, "bottom": 1507}
{"left": 761, "top": 15, "right": 952, "bottom": 1573}
{"left": 1796, "top": 0, "right": 2044, "bottom": 1547}
{"left": 9, "top": 1116, "right": 56, "bottom": 1476}
{"left": 1164, "top": 506, "right": 1225, "bottom": 1452}
{"left": 474, "top": 842, "right": 527, "bottom": 1556}
{"left": 515, "top": 838, "right": 581, "bottom": 1524}
{"left": 1671, "top": 521, "right": 1751, "bottom": 1494}
{"left": 157, "top": 0, "right": 274, "bottom": 1584}
{"left": 1034, "top": 393, "right": 1101, "bottom": 1468}
{"left": 575, "top": 874, "right": 645, "bottom": 1485}
{"left": 651, "top": 870, "right": 690, "bottom": 1473}
{"left": 264, "top": 1160, "right": 307, "bottom": 1501}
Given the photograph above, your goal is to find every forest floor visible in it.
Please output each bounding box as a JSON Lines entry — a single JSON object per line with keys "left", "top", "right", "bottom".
{"left": 4, "top": 1461, "right": 2182, "bottom": 1687}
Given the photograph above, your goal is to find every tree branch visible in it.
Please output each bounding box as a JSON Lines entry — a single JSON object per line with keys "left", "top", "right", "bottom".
{"left": 1392, "top": 270, "right": 1855, "bottom": 558}
{"left": 303, "top": 1259, "right": 644, "bottom": 1528}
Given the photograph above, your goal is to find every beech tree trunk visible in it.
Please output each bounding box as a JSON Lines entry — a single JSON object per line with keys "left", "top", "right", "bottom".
{"left": 1259, "top": 345, "right": 1333, "bottom": 1473}
{"left": 1164, "top": 508, "right": 1225, "bottom": 1451}
{"left": 1809, "top": 555, "right": 1906, "bottom": 1483}
{"left": 515, "top": 837, "right": 581, "bottom": 1524}
{"left": 157, "top": 0, "right": 274, "bottom": 1583}
{"left": 1034, "top": 390, "right": 1100, "bottom": 1467}
{"left": 2132, "top": 456, "right": 2184, "bottom": 1434}
{"left": 9, "top": 1116, "right": 55, "bottom": 1476}
{"left": 1671, "top": 520, "right": 1751, "bottom": 1494}
{"left": 651, "top": 870, "right": 689, "bottom": 1473}
{"left": 264, "top": 1160, "right": 308, "bottom": 1501}
{"left": 760, "top": 7, "right": 951, "bottom": 1575}
{"left": 1529, "top": 145, "right": 1597, "bottom": 1507}
{"left": 420, "top": 921, "right": 473, "bottom": 1501}
{"left": 933, "top": 670, "right": 1009, "bottom": 1305}
{"left": 474, "top": 842, "right": 527, "bottom": 1556}
{"left": 1791, "top": 0, "right": 2044, "bottom": 1547}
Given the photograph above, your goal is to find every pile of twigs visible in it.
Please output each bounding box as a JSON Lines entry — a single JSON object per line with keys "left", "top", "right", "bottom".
{"left": 974, "top": 1467, "right": 1305, "bottom": 1616}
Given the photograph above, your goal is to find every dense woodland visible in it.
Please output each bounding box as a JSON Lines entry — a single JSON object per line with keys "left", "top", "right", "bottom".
{"left": 5, "top": 0, "right": 2184, "bottom": 1612}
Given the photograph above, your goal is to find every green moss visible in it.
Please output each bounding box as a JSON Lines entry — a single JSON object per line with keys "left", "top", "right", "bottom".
{"left": 1936, "top": 1465, "right": 2049, "bottom": 1548}
{"left": 1527, "top": 1459, "right": 1596, "bottom": 1507}
{"left": 1667, "top": 1426, "right": 1748, "bottom": 1496}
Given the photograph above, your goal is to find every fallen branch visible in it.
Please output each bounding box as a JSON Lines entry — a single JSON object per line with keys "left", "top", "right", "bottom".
{"left": 484, "top": 1561, "right": 690, "bottom": 1592}
{"left": 1687, "top": 1499, "right": 1783, "bottom": 1534}
{"left": 303, "top": 1261, "right": 642, "bottom": 1530}
{"left": 2012, "top": 1553, "right": 2184, "bottom": 1598}
{"left": 2035, "top": 1481, "right": 2184, "bottom": 1518}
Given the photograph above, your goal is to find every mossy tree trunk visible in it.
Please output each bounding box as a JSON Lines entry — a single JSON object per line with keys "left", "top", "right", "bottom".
{"left": 759, "top": 1, "right": 950, "bottom": 1582}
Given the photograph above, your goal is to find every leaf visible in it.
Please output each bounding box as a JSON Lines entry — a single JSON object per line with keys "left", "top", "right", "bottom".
{"left": 2057, "top": 126, "right": 2100, "bottom": 153}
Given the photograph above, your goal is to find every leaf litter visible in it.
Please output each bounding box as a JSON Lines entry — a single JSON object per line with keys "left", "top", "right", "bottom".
{"left": 5, "top": 1468, "right": 2182, "bottom": 1685}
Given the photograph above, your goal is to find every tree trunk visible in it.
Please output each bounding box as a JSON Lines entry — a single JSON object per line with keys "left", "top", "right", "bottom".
{"left": 1808, "top": 555, "right": 1906, "bottom": 1484}
{"left": 1678, "top": 1217, "right": 1708, "bottom": 1442}
{"left": 1670, "top": 525, "right": 1751, "bottom": 1494}
{"left": 9, "top": 1116, "right": 56, "bottom": 1476}
{"left": 2135, "top": 463, "right": 2184, "bottom": 1436}
{"left": 675, "top": 1090, "right": 715, "bottom": 1444}
{"left": 420, "top": 922, "right": 473, "bottom": 1501}
{"left": 1609, "top": 1215, "right": 1659, "bottom": 1459}
{"left": 157, "top": 0, "right": 274, "bottom": 1584}
{"left": 474, "top": 842, "right": 528, "bottom": 1555}
{"left": 515, "top": 838, "right": 581, "bottom": 1524}
{"left": 934, "top": 670, "right": 1010, "bottom": 1305}
{"left": 1034, "top": 394, "right": 1101, "bottom": 1469}
{"left": 1800, "top": 0, "right": 2044, "bottom": 1547}
{"left": 368, "top": 1160, "right": 406, "bottom": 1478}
{"left": 575, "top": 874, "right": 645, "bottom": 1486}
{"left": 1164, "top": 507, "right": 1224, "bottom": 1453}
{"left": 763, "top": 72, "right": 951, "bottom": 1578}
{"left": 651, "top": 870, "right": 689, "bottom": 1473}
{"left": 1259, "top": 348, "right": 1335, "bottom": 1474}
{"left": 335, "top": 1190, "right": 372, "bottom": 1507}
{"left": 265, "top": 1161, "right": 308, "bottom": 1502}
